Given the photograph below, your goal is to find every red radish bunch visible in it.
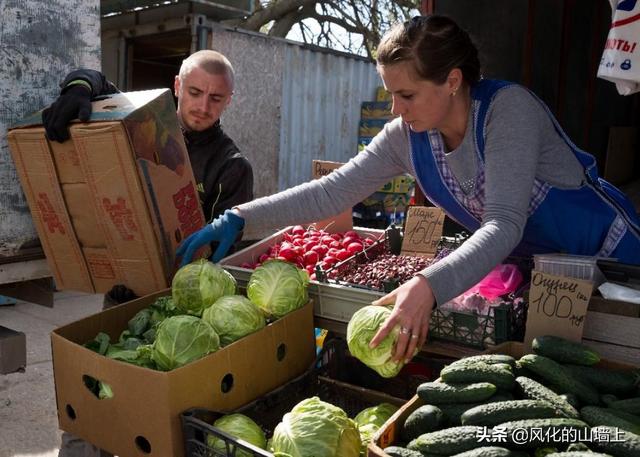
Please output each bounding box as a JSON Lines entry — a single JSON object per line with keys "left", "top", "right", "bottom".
{"left": 239, "top": 225, "right": 377, "bottom": 280}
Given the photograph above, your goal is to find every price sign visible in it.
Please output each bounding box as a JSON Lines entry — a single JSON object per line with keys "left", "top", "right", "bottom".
{"left": 312, "top": 160, "right": 344, "bottom": 179}
{"left": 523, "top": 270, "right": 594, "bottom": 351}
{"left": 400, "top": 206, "right": 445, "bottom": 257}
{"left": 311, "top": 160, "right": 352, "bottom": 233}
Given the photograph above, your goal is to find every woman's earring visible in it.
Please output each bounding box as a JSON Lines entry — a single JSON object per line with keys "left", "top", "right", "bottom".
{"left": 451, "top": 88, "right": 458, "bottom": 96}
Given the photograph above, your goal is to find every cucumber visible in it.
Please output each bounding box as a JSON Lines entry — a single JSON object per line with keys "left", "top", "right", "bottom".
{"left": 495, "top": 418, "right": 589, "bottom": 448}
{"left": 417, "top": 381, "right": 497, "bottom": 404}
{"left": 440, "top": 362, "right": 515, "bottom": 391}
{"left": 440, "top": 394, "right": 516, "bottom": 426}
{"left": 605, "top": 408, "right": 640, "bottom": 426}
{"left": 532, "top": 335, "right": 600, "bottom": 366}
{"left": 565, "top": 442, "right": 591, "bottom": 451}
{"left": 518, "top": 355, "right": 600, "bottom": 405}
{"left": 494, "top": 363, "right": 514, "bottom": 373}
{"left": 601, "top": 394, "right": 618, "bottom": 406}
{"left": 515, "top": 376, "right": 580, "bottom": 419}
{"left": 449, "top": 354, "right": 517, "bottom": 368}
{"left": 580, "top": 406, "right": 640, "bottom": 434}
{"left": 535, "top": 448, "right": 558, "bottom": 457}
{"left": 401, "top": 404, "right": 444, "bottom": 442}
{"left": 461, "top": 400, "right": 563, "bottom": 426}
{"left": 407, "top": 426, "right": 486, "bottom": 455}
{"left": 607, "top": 396, "right": 640, "bottom": 415}
{"left": 382, "top": 446, "right": 423, "bottom": 457}
{"left": 559, "top": 393, "right": 580, "bottom": 410}
{"left": 450, "top": 446, "right": 520, "bottom": 457}
{"left": 590, "top": 425, "right": 640, "bottom": 457}
{"left": 563, "top": 364, "right": 637, "bottom": 395}
{"left": 546, "top": 452, "right": 613, "bottom": 457}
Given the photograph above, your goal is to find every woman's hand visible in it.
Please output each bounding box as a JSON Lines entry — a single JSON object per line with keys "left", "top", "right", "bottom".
{"left": 368, "top": 275, "right": 435, "bottom": 362}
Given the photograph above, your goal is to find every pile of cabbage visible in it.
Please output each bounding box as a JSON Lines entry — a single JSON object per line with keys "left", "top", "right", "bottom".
{"left": 83, "top": 259, "right": 309, "bottom": 372}
{"left": 206, "top": 398, "right": 397, "bottom": 457}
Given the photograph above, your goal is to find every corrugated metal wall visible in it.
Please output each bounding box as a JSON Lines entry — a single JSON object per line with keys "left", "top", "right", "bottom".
{"left": 279, "top": 45, "right": 381, "bottom": 190}
{"left": 0, "top": 0, "right": 101, "bottom": 255}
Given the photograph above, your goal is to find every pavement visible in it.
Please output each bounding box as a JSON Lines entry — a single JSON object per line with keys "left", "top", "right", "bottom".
{"left": 0, "top": 291, "right": 103, "bottom": 457}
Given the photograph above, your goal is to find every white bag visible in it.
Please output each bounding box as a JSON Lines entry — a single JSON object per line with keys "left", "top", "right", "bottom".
{"left": 597, "top": 0, "right": 640, "bottom": 95}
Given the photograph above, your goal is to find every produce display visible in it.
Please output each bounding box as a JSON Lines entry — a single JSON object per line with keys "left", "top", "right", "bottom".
{"left": 238, "top": 225, "right": 443, "bottom": 290}
{"left": 82, "top": 259, "right": 308, "bottom": 379}
{"left": 239, "top": 225, "right": 380, "bottom": 280}
{"left": 380, "top": 335, "right": 640, "bottom": 457}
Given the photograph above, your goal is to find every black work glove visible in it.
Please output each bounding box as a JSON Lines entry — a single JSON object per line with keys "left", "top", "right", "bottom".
{"left": 106, "top": 284, "right": 138, "bottom": 305}
{"left": 42, "top": 84, "right": 93, "bottom": 142}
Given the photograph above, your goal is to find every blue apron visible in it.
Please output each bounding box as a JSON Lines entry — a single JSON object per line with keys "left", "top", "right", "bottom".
{"left": 409, "top": 79, "right": 640, "bottom": 264}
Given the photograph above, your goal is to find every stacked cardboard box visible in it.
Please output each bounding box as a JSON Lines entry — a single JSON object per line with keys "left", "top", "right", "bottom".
{"left": 7, "top": 90, "right": 207, "bottom": 296}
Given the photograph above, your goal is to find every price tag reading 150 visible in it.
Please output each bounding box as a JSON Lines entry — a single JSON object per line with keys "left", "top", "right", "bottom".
{"left": 524, "top": 270, "right": 593, "bottom": 351}
{"left": 400, "top": 206, "right": 445, "bottom": 258}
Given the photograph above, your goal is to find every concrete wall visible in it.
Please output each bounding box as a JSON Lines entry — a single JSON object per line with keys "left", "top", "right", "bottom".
{"left": 0, "top": 0, "right": 101, "bottom": 255}
{"left": 209, "top": 27, "right": 285, "bottom": 198}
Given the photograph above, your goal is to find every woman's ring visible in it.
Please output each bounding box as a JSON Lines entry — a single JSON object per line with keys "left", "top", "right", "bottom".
{"left": 411, "top": 334, "right": 419, "bottom": 339}
{"left": 400, "top": 326, "right": 410, "bottom": 334}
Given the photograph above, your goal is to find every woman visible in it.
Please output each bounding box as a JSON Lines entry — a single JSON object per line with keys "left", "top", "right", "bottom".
{"left": 178, "top": 15, "right": 640, "bottom": 363}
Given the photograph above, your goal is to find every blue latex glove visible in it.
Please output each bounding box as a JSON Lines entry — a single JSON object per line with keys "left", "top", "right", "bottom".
{"left": 175, "top": 209, "right": 245, "bottom": 267}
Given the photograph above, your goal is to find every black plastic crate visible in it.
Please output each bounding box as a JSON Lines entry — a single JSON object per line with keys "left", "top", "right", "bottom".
{"left": 182, "top": 348, "right": 406, "bottom": 457}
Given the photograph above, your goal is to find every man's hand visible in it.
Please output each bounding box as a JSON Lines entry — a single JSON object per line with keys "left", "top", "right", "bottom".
{"left": 42, "top": 84, "right": 93, "bottom": 142}
{"left": 176, "top": 209, "right": 245, "bottom": 267}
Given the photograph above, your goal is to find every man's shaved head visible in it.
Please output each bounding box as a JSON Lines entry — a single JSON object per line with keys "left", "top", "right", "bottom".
{"left": 178, "top": 50, "right": 235, "bottom": 90}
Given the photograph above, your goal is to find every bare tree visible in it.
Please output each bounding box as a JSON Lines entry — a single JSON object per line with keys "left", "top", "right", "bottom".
{"left": 224, "top": 0, "right": 420, "bottom": 58}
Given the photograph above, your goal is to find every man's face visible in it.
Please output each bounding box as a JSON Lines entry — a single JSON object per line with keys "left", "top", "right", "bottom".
{"left": 174, "top": 66, "right": 233, "bottom": 132}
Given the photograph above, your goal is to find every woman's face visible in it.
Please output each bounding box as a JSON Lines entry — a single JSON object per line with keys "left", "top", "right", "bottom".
{"left": 378, "top": 61, "right": 454, "bottom": 132}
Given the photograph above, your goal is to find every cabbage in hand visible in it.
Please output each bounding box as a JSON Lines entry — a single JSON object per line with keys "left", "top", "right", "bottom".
{"left": 207, "top": 413, "right": 266, "bottom": 457}
{"left": 247, "top": 260, "right": 309, "bottom": 319}
{"left": 202, "top": 295, "right": 266, "bottom": 346}
{"left": 172, "top": 259, "right": 236, "bottom": 316}
{"left": 151, "top": 315, "right": 220, "bottom": 370}
{"left": 347, "top": 305, "right": 406, "bottom": 378}
{"left": 271, "top": 397, "right": 361, "bottom": 457}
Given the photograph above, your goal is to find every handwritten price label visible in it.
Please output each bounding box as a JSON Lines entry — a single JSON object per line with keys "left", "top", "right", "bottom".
{"left": 523, "top": 270, "right": 593, "bottom": 351}
{"left": 401, "top": 206, "right": 445, "bottom": 257}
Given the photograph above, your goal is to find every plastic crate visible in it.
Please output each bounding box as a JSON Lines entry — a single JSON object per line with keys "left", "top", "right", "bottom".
{"left": 428, "top": 298, "right": 528, "bottom": 349}
{"left": 181, "top": 339, "right": 413, "bottom": 457}
{"left": 533, "top": 253, "right": 607, "bottom": 285}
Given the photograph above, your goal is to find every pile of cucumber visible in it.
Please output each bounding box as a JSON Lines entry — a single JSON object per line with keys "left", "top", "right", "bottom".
{"left": 383, "top": 335, "right": 640, "bottom": 457}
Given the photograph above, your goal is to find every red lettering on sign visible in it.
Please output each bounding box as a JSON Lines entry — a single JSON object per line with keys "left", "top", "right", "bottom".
{"left": 102, "top": 197, "right": 138, "bottom": 241}
{"left": 173, "top": 184, "right": 201, "bottom": 237}
{"left": 36, "top": 193, "right": 66, "bottom": 234}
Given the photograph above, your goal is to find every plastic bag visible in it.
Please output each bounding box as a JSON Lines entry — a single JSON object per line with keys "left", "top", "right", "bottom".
{"left": 466, "top": 264, "right": 523, "bottom": 301}
{"left": 440, "top": 264, "right": 523, "bottom": 314}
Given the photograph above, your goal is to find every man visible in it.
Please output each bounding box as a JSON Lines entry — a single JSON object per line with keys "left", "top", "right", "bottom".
{"left": 43, "top": 50, "right": 253, "bottom": 457}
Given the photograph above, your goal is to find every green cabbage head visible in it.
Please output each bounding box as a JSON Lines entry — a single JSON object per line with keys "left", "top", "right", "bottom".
{"left": 202, "top": 295, "right": 266, "bottom": 346}
{"left": 346, "top": 305, "right": 405, "bottom": 378}
{"left": 172, "top": 259, "right": 236, "bottom": 316}
{"left": 206, "top": 413, "right": 266, "bottom": 457}
{"left": 151, "top": 315, "right": 220, "bottom": 370}
{"left": 247, "top": 260, "right": 309, "bottom": 319}
{"left": 354, "top": 403, "right": 398, "bottom": 452}
{"left": 271, "top": 397, "right": 361, "bottom": 457}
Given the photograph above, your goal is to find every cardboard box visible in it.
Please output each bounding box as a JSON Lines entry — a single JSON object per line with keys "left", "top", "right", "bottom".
{"left": 51, "top": 290, "right": 315, "bottom": 457}
{"left": 0, "top": 326, "right": 26, "bottom": 374}
{"left": 368, "top": 341, "right": 638, "bottom": 456}
{"left": 7, "top": 90, "right": 207, "bottom": 296}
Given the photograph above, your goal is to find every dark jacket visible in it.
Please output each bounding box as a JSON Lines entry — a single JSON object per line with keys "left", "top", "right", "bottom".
{"left": 62, "top": 69, "right": 253, "bottom": 222}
